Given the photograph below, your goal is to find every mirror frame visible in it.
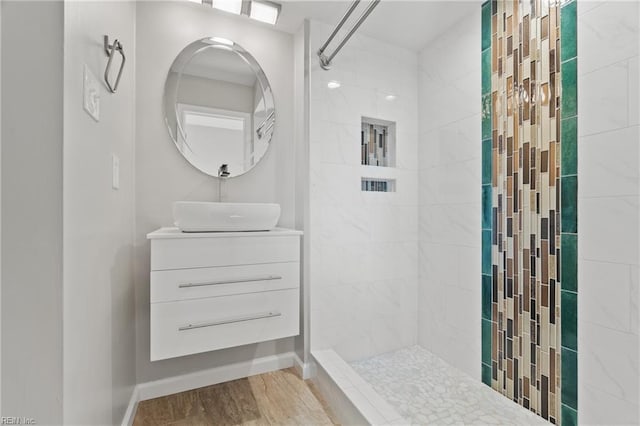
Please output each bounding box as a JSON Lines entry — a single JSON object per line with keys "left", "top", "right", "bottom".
{"left": 163, "top": 37, "right": 276, "bottom": 178}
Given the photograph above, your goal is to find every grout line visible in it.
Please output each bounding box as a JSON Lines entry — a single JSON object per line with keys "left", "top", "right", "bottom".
{"left": 578, "top": 123, "right": 640, "bottom": 139}
{"left": 579, "top": 257, "right": 640, "bottom": 267}
{"left": 578, "top": 54, "right": 640, "bottom": 78}
{"left": 576, "top": 0, "right": 606, "bottom": 17}
{"left": 579, "top": 194, "right": 640, "bottom": 200}
{"left": 578, "top": 318, "right": 638, "bottom": 336}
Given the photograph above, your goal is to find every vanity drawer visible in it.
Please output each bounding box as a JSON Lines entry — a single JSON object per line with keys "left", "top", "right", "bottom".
{"left": 150, "top": 262, "right": 299, "bottom": 303}
{"left": 150, "top": 235, "right": 300, "bottom": 271}
{"left": 150, "top": 289, "right": 299, "bottom": 361}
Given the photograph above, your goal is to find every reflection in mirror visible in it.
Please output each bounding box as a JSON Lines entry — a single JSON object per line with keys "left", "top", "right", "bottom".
{"left": 164, "top": 38, "right": 275, "bottom": 178}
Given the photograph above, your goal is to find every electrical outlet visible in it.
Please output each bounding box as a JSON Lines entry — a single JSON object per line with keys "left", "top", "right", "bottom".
{"left": 112, "top": 154, "right": 120, "bottom": 190}
{"left": 83, "top": 64, "right": 100, "bottom": 122}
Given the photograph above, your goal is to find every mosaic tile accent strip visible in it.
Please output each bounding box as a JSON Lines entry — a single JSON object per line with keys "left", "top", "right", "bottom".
{"left": 481, "top": 1, "right": 578, "bottom": 424}
{"left": 351, "top": 346, "right": 548, "bottom": 425}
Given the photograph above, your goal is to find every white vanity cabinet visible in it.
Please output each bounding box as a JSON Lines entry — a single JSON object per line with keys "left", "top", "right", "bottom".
{"left": 147, "top": 227, "right": 302, "bottom": 361}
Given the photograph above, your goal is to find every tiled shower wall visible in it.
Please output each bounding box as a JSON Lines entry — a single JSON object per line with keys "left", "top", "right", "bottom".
{"left": 308, "top": 20, "right": 419, "bottom": 361}
{"left": 481, "top": 0, "right": 578, "bottom": 423}
{"left": 577, "top": 1, "right": 639, "bottom": 424}
{"left": 420, "top": 2, "right": 638, "bottom": 425}
{"left": 417, "top": 10, "right": 482, "bottom": 379}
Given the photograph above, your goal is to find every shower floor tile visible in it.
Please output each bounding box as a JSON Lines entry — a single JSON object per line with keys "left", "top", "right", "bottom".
{"left": 350, "top": 346, "right": 548, "bottom": 425}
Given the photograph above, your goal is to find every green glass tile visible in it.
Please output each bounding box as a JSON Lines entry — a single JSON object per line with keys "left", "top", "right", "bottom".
{"left": 482, "top": 319, "right": 492, "bottom": 365}
{"left": 561, "top": 0, "right": 577, "bottom": 62}
{"left": 561, "top": 58, "right": 578, "bottom": 118}
{"left": 561, "top": 117, "right": 578, "bottom": 176}
{"left": 561, "top": 234, "right": 578, "bottom": 292}
{"left": 561, "top": 176, "right": 578, "bottom": 233}
{"left": 482, "top": 138, "right": 492, "bottom": 185}
{"left": 561, "top": 290, "right": 578, "bottom": 351}
{"left": 482, "top": 1, "right": 491, "bottom": 51}
{"left": 482, "top": 49, "right": 491, "bottom": 95}
{"left": 482, "top": 362, "right": 492, "bottom": 386}
{"left": 482, "top": 274, "right": 492, "bottom": 320}
{"left": 482, "top": 94, "right": 492, "bottom": 140}
{"left": 482, "top": 229, "right": 492, "bottom": 274}
{"left": 561, "top": 348, "right": 578, "bottom": 410}
{"left": 482, "top": 185, "right": 492, "bottom": 230}
{"left": 562, "top": 404, "right": 578, "bottom": 426}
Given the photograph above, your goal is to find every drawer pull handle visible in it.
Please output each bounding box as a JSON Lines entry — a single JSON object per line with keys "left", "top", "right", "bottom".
{"left": 178, "top": 311, "right": 282, "bottom": 331}
{"left": 178, "top": 275, "right": 282, "bottom": 288}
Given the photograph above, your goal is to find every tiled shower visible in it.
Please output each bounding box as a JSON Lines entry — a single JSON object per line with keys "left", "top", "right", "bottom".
{"left": 309, "top": 19, "right": 420, "bottom": 362}
{"left": 307, "top": 1, "right": 639, "bottom": 425}
{"left": 481, "top": 0, "right": 578, "bottom": 422}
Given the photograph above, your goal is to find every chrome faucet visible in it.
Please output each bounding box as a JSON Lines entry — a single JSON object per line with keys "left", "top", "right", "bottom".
{"left": 217, "top": 164, "right": 230, "bottom": 202}
{"left": 218, "top": 164, "right": 230, "bottom": 178}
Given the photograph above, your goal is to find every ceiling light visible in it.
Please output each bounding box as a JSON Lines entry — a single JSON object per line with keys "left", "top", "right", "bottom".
{"left": 249, "top": 0, "right": 281, "bottom": 25}
{"left": 385, "top": 94, "right": 397, "bottom": 101}
{"left": 208, "top": 37, "right": 234, "bottom": 46}
{"left": 327, "top": 80, "right": 341, "bottom": 89}
{"left": 213, "top": 0, "right": 242, "bottom": 15}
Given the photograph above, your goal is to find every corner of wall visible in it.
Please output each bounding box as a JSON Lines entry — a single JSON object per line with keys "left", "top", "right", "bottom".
{"left": 1, "top": 1, "right": 64, "bottom": 422}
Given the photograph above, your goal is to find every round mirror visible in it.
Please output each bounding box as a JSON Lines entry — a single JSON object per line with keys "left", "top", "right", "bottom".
{"left": 164, "top": 37, "right": 275, "bottom": 178}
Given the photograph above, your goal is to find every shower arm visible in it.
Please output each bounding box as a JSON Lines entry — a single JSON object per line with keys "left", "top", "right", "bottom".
{"left": 318, "top": 0, "right": 381, "bottom": 70}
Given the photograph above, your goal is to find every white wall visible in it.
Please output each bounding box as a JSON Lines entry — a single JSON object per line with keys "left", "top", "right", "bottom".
{"left": 308, "top": 20, "right": 419, "bottom": 361}
{"left": 134, "top": 1, "right": 297, "bottom": 383}
{"left": 1, "top": 2, "right": 137, "bottom": 422}
{"left": 293, "top": 21, "right": 310, "bottom": 362}
{"left": 62, "top": 1, "right": 137, "bottom": 424}
{"left": 417, "top": 9, "right": 482, "bottom": 379}
{"left": 577, "top": 1, "right": 640, "bottom": 424}
{"left": 0, "top": 2, "right": 64, "bottom": 422}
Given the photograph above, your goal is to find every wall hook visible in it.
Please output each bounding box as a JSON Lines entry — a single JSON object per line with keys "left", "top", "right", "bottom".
{"left": 103, "top": 35, "right": 126, "bottom": 93}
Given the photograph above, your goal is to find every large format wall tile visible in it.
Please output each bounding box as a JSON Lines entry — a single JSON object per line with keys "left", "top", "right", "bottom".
{"left": 580, "top": 261, "right": 635, "bottom": 332}
{"left": 575, "top": 4, "right": 639, "bottom": 416}
{"left": 418, "top": 7, "right": 483, "bottom": 379}
{"left": 576, "top": 0, "right": 638, "bottom": 75}
{"left": 579, "top": 322, "right": 639, "bottom": 404}
{"left": 579, "top": 126, "right": 639, "bottom": 198}
{"left": 579, "top": 61, "right": 630, "bottom": 136}
{"left": 580, "top": 196, "right": 639, "bottom": 265}
{"left": 309, "top": 20, "right": 419, "bottom": 360}
{"left": 579, "top": 385, "right": 640, "bottom": 426}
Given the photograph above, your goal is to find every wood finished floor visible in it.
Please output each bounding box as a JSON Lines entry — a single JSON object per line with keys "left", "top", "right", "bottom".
{"left": 133, "top": 368, "right": 339, "bottom": 426}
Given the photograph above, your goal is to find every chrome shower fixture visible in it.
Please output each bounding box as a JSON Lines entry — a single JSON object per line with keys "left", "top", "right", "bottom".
{"left": 317, "top": 0, "right": 381, "bottom": 70}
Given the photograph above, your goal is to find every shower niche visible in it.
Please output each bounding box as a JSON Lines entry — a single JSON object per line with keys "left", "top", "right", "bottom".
{"left": 360, "top": 117, "right": 396, "bottom": 192}
{"left": 361, "top": 117, "right": 395, "bottom": 167}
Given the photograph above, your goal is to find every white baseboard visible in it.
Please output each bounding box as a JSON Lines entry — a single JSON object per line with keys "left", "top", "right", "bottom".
{"left": 293, "top": 353, "right": 316, "bottom": 380}
{"left": 138, "top": 352, "right": 295, "bottom": 401}
{"left": 121, "top": 386, "right": 139, "bottom": 426}
{"left": 121, "top": 351, "right": 295, "bottom": 426}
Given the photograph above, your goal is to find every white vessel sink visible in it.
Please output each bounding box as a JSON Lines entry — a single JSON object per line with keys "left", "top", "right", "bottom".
{"left": 173, "top": 202, "right": 281, "bottom": 232}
